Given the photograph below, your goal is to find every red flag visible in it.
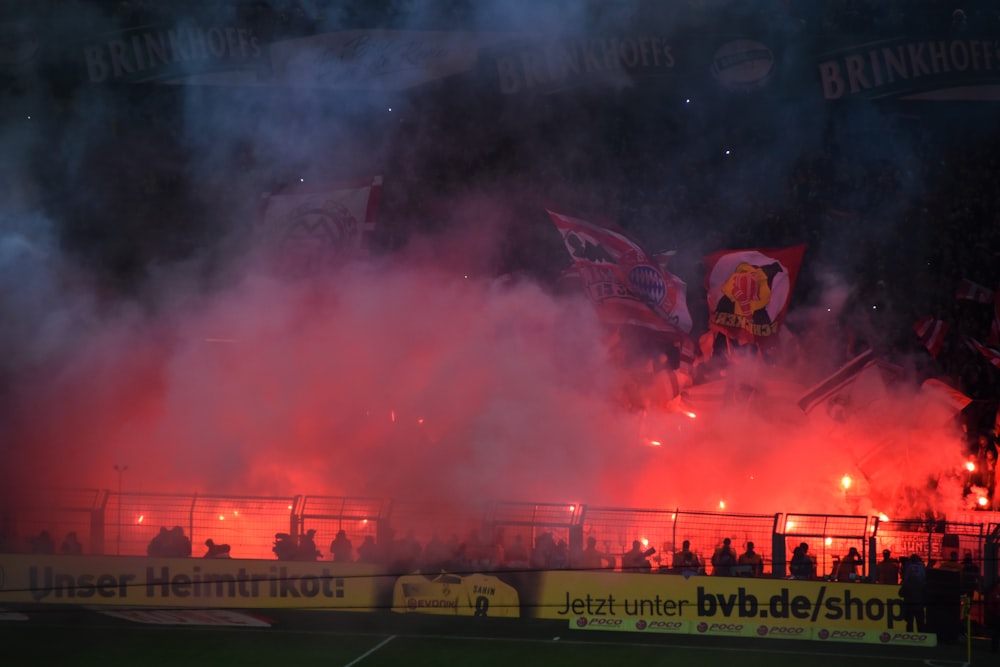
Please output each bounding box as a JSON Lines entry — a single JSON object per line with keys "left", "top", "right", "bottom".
{"left": 258, "top": 175, "right": 382, "bottom": 275}
{"left": 967, "top": 338, "right": 1000, "bottom": 370}
{"left": 703, "top": 244, "right": 806, "bottom": 346}
{"left": 547, "top": 210, "right": 692, "bottom": 337}
{"left": 913, "top": 316, "right": 948, "bottom": 358}
{"left": 955, "top": 278, "right": 994, "bottom": 303}
{"left": 796, "top": 349, "right": 876, "bottom": 413}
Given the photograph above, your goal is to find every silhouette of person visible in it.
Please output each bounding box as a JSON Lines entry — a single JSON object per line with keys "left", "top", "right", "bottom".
{"left": 29, "top": 530, "right": 55, "bottom": 554}
{"left": 60, "top": 532, "right": 84, "bottom": 555}
{"left": 899, "top": 554, "right": 927, "bottom": 632}
{"left": 837, "top": 547, "right": 862, "bottom": 582}
{"left": 737, "top": 541, "right": 763, "bottom": 577}
{"left": 876, "top": 549, "right": 900, "bottom": 585}
{"left": 329, "top": 530, "right": 353, "bottom": 563}
{"left": 672, "top": 540, "right": 701, "bottom": 574}
{"left": 789, "top": 542, "right": 816, "bottom": 579}
{"left": 622, "top": 540, "right": 654, "bottom": 571}
{"left": 296, "top": 529, "right": 320, "bottom": 561}
{"left": 273, "top": 532, "right": 297, "bottom": 561}
{"left": 167, "top": 526, "right": 192, "bottom": 557}
{"left": 357, "top": 535, "right": 379, "bottom": 564}
{"left": 576, "top": 536, "right": 609, "bottom": 570}
{"left": 711, "top": 537, "right": 738, "bottom": 576}
{"left": 203, "top": 539, "right": 232, "bottom": 558}
{"left": 148, "top": 527, "right": 170, "bottom": 557}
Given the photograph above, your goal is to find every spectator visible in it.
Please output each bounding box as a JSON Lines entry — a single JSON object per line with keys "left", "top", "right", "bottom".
{"left": 672, "top": 540, "right": 701, "bottom": 575}
{"left": 899, "top": 554, "right": 928, "bottom": 632}
{"left": 622, "top": 540, "right": 654, "bottom": 571}
{"left": 711, "top": 537, "right": 738, "bottom": 577}
{"left": 167, "top": 526, "right": 192, "bottom": 557}
{"left": 147, "top": 527, "right": 170, "bottom": 557}
{"left": 28, "top": 530, "right": 55, "bottom": 554}
{"left": 273, "top": 532, "right": 297, "bottom": 561}
{"left": 936, "top": 550, "right": 963, "bottom": 573}
{"left": 329, "top": 529, "right": 353, "bottom": 563}
{"left": 575, "top": 536, "right": 609, "bottom": 570}
{"left": 203, "top": 538, "right": 231, "bottom": 558}
{"left": 296, "top": 529, "right": 321, "bottom": 561}
{"left": 59, "top": 531, "right": 84, "bottom": 555}
{"left": 357, "top": 535, "right": 379, "bottom": 564}
{"left": 837, "top": 546, "right": 863, "bottom": 582}
{"left": 789, "top": 542, "right": 816, "bottom": 579}
{"left": 959, "top": 551, "right": 980, "bottom": 597}
{"left": 877, "top": 549, "right": 900, "bottom": 585}
{"left": 737, "top": 541, "right": 764, "bottom": 577}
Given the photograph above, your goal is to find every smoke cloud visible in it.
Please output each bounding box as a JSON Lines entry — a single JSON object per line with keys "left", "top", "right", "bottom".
{"left": 0, "top": 1, "right": 973, "bottom": 524}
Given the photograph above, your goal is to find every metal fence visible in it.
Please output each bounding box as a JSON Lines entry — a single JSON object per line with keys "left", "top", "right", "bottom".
{"left": 777, "top": 513, "right": 875, "bottom": 580}
{"left": 578, "top": 507, "right": 778, "bottom": 573}
{"left": 4, "top": 489, "right": 999, "bottom": 590}
{"left": 103, "top": 492, "right": 299, "bottom": 560}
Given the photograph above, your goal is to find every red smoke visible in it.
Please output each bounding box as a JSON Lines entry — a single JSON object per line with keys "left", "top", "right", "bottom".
{"left": 3, "top": 237, "right": 969, "bottom": 523}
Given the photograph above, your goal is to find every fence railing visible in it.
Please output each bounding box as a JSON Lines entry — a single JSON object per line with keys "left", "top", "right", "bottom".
{"left": 3, "top": 490, "right": 998, "bottom": 590}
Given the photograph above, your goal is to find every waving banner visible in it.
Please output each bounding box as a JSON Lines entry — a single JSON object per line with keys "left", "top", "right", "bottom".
{"left": 258, "top": 175, "right": 382, "bottom": 276}
{"left": 547, "top": 210, "right": 691, "bottom": 338}
{"left": 704, "top": 244, "right": 806, "bottom": 346}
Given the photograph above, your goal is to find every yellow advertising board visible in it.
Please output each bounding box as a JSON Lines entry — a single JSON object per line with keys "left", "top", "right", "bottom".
{"left": 0, "top": 554, "right": 382, "bottom": 610}
{"left": 536, "top": 570, "right": 930, "bottom": 637}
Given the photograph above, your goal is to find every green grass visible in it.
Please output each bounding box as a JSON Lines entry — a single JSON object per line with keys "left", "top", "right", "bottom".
{"left": 0, "top": 622, "right": 990, "bottom": 667}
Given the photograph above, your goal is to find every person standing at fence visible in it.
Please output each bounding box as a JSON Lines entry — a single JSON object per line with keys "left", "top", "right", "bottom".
{"left": 737, "top": 541, "right": 764, "bottom": 577}
{"left": 296, "top": 529, "right": 321, "bottom": 561}
{"left": 672, "top": 540, "right": 701, "bottom": 575}
{"left": 203, "top": 539, "right": 231, "bottom": 558}
{"left": 789, "top": 542, "right": 816, "bottom": 579}
{"left": 876, "top": 549, "right": 900, "bottom": 585}
{"left": 959, "top": 551, "right": 979, "bottom": 598}
{"left": 837, "top": 547, "right": 862, "bottom": 582}
{"left": 330, "top": 529, "right": 353, "bottom": 563}
{"left": 622, "top": 540, "right": 654, "bottom": 571}
{"left": 60, "top": 532, "right": 84, "bottom": 555}
{"left": 711, "top": 538, "right": 737, "bottom": 576}
{"left": 899, "top": 553, "right": 927, "bottom": 632}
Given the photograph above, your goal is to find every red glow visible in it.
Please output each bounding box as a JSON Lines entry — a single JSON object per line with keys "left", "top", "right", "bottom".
{"left": 0, "top": 246, "right": 976, "bottom": 523}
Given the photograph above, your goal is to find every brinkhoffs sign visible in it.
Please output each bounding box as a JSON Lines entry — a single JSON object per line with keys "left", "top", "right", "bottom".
{"left": 0, "top": 554, "right": 936, "bottom": 646}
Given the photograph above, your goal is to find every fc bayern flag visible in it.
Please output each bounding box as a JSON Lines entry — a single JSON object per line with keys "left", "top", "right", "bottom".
{"left": 703, "top": 244, "right": 806, "bottom": 346}
{"left": 913, "top": 316, "right": 948, "bottom": 358}
{"left": 547, "top": 210, "right": 692, "bottom": 337}
{"left": 258, "top": 175, "right": 382, "bottom": 275}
